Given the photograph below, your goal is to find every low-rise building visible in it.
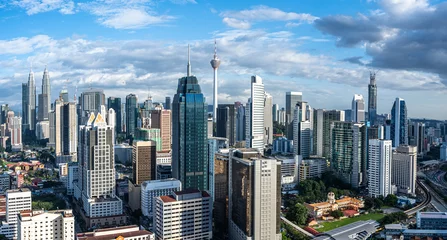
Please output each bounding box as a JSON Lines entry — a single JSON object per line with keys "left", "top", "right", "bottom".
{"left": 299, "top": 158, "right": 327, "bottom": 182}
{"left": 417, "top": 212, "right": 447, "bottom": 230}
{"left": 153, "top": 189, "right": 212, "bottom": 240}
{"left": 314, "top": 220, "right": 379, "bottom": 240}
{"left": 305, "top": 192, "right": 364, "bottom": 218}
{"left": 141, "top": 179, "right": 181, "bottom": 217}
{"left": 385, "top": 223, "right": 447, "bottom": 240}
{"left": 76, "top": 225, "right": 155, "bottom": 240}
{"left": 18, "top": 209, "right": 75, "bottom": 240}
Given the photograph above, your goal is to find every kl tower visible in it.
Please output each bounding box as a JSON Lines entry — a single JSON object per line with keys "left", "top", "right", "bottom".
{"left": 210, "top": 40, "right": 221, "bottom": 123}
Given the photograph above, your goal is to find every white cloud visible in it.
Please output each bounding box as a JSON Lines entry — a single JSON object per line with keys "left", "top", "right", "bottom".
{"left": 99, "top": 8, "right": 174, "bottom": 29}
{"left": 285, "top": 22, "right": 301, "bottom": 28}
{"left": 221, "top": 5, "right": 318, "bottom": 29}
{"left": 0, "top": 35, "right": 55, "bottom": 54}
{"left": 222, "top": 17, "right": 251, "bottom": 29}
{"left": 379, "top": 0, "right": 433, "bottom": 15}
{"left": 12, "top": 0, "right": 75, "bottom": 15}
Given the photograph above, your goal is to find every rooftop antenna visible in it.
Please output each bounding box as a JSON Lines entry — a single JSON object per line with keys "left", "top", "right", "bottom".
{"left": 187, "top": 44, "right": 191, "bottom": 77}
{"left": 74, "top": 83, "right": 78, "bottom": 103}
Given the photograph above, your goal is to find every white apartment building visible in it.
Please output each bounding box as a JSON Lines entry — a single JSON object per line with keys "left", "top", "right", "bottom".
{"left": 140, "top": 179, "right": 181, "bottom": 217}
{"left": 229, "top": 149, "right": 282, "bottom": 240}
{"left": 17, "top": 209, "right": 74, "bottom": 240}
{"left": 153, "top": 190, "right": 212, "bottom": 240}
{"left": 392, "top": 145, "right": 417, "bottom": 195}
{"left": 245, "top": 75, "right": 265, "bottom": 153}
{"left": 368, "top": 139, "right": 393, "bottom": 198}
{"left": 351, "top": 94, "right": 365, "bottom": 123}
{"left": 299, "top": 158, "right": 328, "bottom": 182}
{"left": 0, "top": 188, "right": 32, "bottom": 239}
{"left": 77, "top": 225, "right": 154, "bottom": 240}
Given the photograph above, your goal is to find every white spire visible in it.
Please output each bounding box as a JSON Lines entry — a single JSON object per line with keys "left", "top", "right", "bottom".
{"left": 187, "top": 44, "right": 191, "bottom": 77}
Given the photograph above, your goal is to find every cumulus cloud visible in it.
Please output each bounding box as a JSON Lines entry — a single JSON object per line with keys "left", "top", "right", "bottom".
{"left": 221, "top": 5, "right": 318, "bottom": 29}
{"left": 12, "top": 0, "right": 75, "bottom": 15}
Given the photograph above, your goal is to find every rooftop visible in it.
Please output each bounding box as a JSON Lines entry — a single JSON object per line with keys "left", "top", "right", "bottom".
{"left": 418, "top": 212, "right": 447, "bottom": 219}
{"left": 313, "top": 220, "right": 379, "bottom": 240}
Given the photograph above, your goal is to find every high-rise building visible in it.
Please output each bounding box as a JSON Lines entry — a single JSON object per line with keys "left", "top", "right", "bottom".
{"left": 212, "top": 147, "right": 230, "bottom": 239}
{"left": 151, "top": 109, "right": 172, "bottom": 151}
{"left": 313, "top": 109, "right": 324, "bottom": 156}
{"left": 286, "top": 91, "right": 302, "bottom": 139}
{"left": 107, "top": 97, "right": 122, "bottom": 134}
{"left": 78, "top": 89, "right": 105, "bottom": 126}
{"left": 35, "top": 120, "right": 49, "bottom": 140}
{"left": 323, "top": 110, "right": 345, "bottom": 158}
{"left": 165, "top": 96, "right": 171, "bottom": 110}
{"left": 49, "top": 100, "right": 77, "bottom": 162}
{"left": 0, "top": 188, "right": 32, "bottom": 239}
{"left": 272, "top": 104, "right": 279, "bottom": 122}
{"left": 136, "top": 128, "right": 161, "bottom": 151}
{"left": 141, "top": 179, "right": 181, "bottom": 217}
{"left": 216, "top": 104, "right": 237, "bottom": 146}
{"left": 18, "top": 209, "right": 75, "bottom": 240}
{"left": 132, "top": 141, "right": 156, "bottom": 185}
{"left": 235, "top": 102, "right": 246, "bottom": 142}
{"left": 392, "top": 145, "right": 417, "bottom": 195}
{"left": 22, "top": 70, "right": 36, "bottom": 134}
{"left": 299, "top": 158, "right": 328, "bottom": 182}
{"left": 331, "top": 121, "right": 365, "bottom": 188}
{"left": 0, "top": 104, "right": 9, "bottom": 125}
{"left": 8, "top": 114, "right": 22, "bottom": 151}
{"left": 278, "top": 107, "right": 286, "bottom": 125}
{"left": 368, "top": 72, "right": 377, "bottom": 126}
{"left": 391, "top": 98, "right": 408, "bottom": 147}
{"left": 208, "top": 137, "right": 229, "bottom": 201}
{"left": 75, "top": 113, "right": 123, "bottom": 228}
{"left": 245, "top": 75, "right": 265, "bottom": 153}
{"left": 210, "top": 40, "right": 221, "bottom": 123}
{"left": 126, "top": 94, "right": 138, "bottom": 138}
{"left": 37, "top": 67, "right": 51, "bottom": 122}
{"left": 229, "top": 148, "right": 281, "bottom": 240}
{"left": 352, "top": 94, "right": 365, "bottom": 123}
{"left": 154, "top": 190, "right": 212, "bottom": 240}
{"left": 172, "top": 46, "right": 208, "bottom": 191}
{"left": 368, "top": 139, "right": 392, "bottom": 198}
{"left": 264, "top": 92, "right": 273, "bottom": 145}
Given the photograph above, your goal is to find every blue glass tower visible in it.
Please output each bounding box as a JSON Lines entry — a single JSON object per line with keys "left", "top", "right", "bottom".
{"left": 391, "top": 98, "right": 408, "bottom": 147}
{"left": 172, "top": 45, "right": 209, "bottom": 191}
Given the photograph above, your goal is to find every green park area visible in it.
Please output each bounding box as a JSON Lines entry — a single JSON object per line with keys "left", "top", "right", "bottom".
{"left": 32, "top": 194, "right": 66, "bottom": 211}
{"left": 317, "top": 213, "right": 384, "bottom": 232}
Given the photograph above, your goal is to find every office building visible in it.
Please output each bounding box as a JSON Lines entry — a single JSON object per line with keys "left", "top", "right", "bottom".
{"left": 136, "top": 128, "right": 161, "bottom": 151}
{"left": 0, "top": 188, "right": 32, "bottom": 239}
{"left": 273, "top": 137, "right": 293, "bottom": 154}
{"left": 276, "top": 156, "right": 299, "bottom": 190}
{"left": 323, "top": 110, "right": 345, "bottom": 158}
{"left": 272, "top": 104, "right": 279, "bottom": 122}
{"left": 229, "top": 148, "right": 281, "bottom": 240}
{"left": 216, "top": 104, "right": 237, "bottom": 146}
{"left": 35, "top": 120, "right": 49, "bottom": 140}
{"left": 212, "top": 147, "right": 230, "bottom": 238}
{"left": 165, "top": 96, "right": 171, "bottom": 110}
{"left": 8, "top": 115, "right": 22, "bottom": 151}
{"left": 78, "top": 89, "right": 105, "bottom": 126}
{"left": 75, "top": 113, "right": 123, "bottom": 228}
{"left": 151, "top": 109, "right": 172, "bottom": 151}
{"left": 126, "top": 94, "right": 138, "bottom": 138}
{"left": 441, "top": 143, "right": 447, "bottom": 161}
{"left": 77, "top": 225, "right": 154, "bottom": 240}
{"left": 285, "top": 91, "right": 302, "bottom": 139}
{"left": 368, "top": 139, "right": 392, "bottom": 198}
{"left": 236, "top": 102, "right": 246, "bottom": 142}
{"left": 313, "top": 109, "right": 324, "bottom": 156}
{"left": 299, "top": 158, "right": 328, "bottom": 182}
{"left": 391, "top": 98, "right": 408, "bottom": 147}
{"left": 22, "top": 69, "right": 36, "bottom": 134}
{"left": 0, "top": 104, "right": 9, "bottom": 125}
{"left": 140, "top": 179, "right": 181, "bottom": 217}
{"left": 417, "top": 212, "right": 447, "bottom": 230}
{"left": 351, "top": 94, "right": 365, "bottom": 123}
{"left": 0, "top": 173, "right": 10, "bottom": 193}
{"left": 172, "top": 46, "right": 208, "bottom": 191}
{"left": 154, "top": 190, "right": 212, "bottom": 240}
{"left": 368, "top": 72, "right": 377, "bottom": 126}
{"left": 37, "top": 67, "right": 51, "bottom": 122}
{"left": 392, "top": 145, "right": 417, "bottom": 195}
{"left": 18, "top": 209, "right": 75, "bottom": 240}
{"left": 132, "top": 141, "right": 156, "bottom": 185}
{"left": 293, "top": 103, "right": 312, "bottom": 159}
{"left": 384, "top": 223, "right": 447, "bottom": 240}
{"left": 245, "top": 75, "right": 265, "bottom": 153}
{"left": 107, "top": 97, "right": 122, "bottom": 134}
{"left": 331, "top": 121, "right": 365, "bottom": 188}
{"left": 264, "top": 93, "right": 273, "bottom": 145}
{"left": 49, "top": 100, "right": 77, "bottom": 162}
{"left": 156, "top": 165, "right": 172, "bottom": 180}
{"left": 208, "top": 137, "right": 229, "bottom": 201}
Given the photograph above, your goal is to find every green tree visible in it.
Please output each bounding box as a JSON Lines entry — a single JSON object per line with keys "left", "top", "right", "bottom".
{"left": 363, "top": 196, "right": 374, "bottom": 210}
{"left": 330, "top": 210, "right": 344, "bottom": 218}
{"left": 374, "top": 198, "right": 384, "bottom": 209}
{"left": 0, "top": 234, "right": 8, "bottom": 240}
{"left": 384, "top": 194, "right": 398, "bottom": 207}
{"left": 380, "top": 212, "right": 407, "bottom": 225}
{"left": 286, "top": 203, "right": 308, "bottom": 225}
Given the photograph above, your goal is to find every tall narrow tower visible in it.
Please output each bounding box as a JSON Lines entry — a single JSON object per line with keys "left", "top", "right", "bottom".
{"left": 210, "top": 40, "right": 221, "bottom": 123}
{"left": 368, "top": 72, "right": 377, "bottom": 126}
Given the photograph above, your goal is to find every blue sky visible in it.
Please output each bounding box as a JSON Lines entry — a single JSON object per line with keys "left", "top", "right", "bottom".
{"left": 0, "top": 0, "right": 446, "bottom": 119}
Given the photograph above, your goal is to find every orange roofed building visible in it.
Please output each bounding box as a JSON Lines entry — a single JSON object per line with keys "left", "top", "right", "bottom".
{"left": 304, "top": 192, "right": 364, "bottom": 218}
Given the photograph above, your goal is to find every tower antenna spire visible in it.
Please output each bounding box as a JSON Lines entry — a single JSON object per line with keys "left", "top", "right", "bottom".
{"left": 187, "top": 44, "right": 191, "bottom": 77}
{"left": 210, "top": 39, "right": 221, "bottom": 124}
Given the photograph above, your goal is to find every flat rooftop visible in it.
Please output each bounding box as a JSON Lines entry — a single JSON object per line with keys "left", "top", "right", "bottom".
{"left": 418, "top": 212, "right": 447, "bottom": 219}
{"left": 313, "top": 220, "right": 379, "bottom": 240}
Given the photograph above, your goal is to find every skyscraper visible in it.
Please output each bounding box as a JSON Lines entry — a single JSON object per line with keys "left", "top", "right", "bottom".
{"left": 264, "top": 92, "right": 273, "bottom": 145}
{"left": 368, "top": 72, "right": 377, "bottom": 125}
{"left": 228, "top": 148, "right": 281, "bottom": 240}
{"left": 133, "top": 141, "right": 156, "bottom": 185}
{"left": 107, "top": 97, "right": 122, "bottom": 134}
{"left": 216, "top": 104, "right": 237, "bottom": 146}
{"left": 78, "top": 89, "right": 105, "bottom": 126}
{"left": 126, "top": 94, "right": 138, "bottom": 138}
{"left": 368, "top": 139, "right": 392, "bottom": 198}
{"left": 210, "top": 40, "right": 221, "bottom": 123}
{"left": 165, "top": 96, "right": 171, "bottom": 110}
{"left": 75, "top": 113, "right": 124, "bottom": 227}
{"left": 351, "top": 94, "right": 365, "bottom": 123}
{"left": 331, "top": 121, "right": 365, "bottom": 188}
{"left": 22, "top": 69, "right": 36, "bottom": 134}
{"left": 49, "top": 100, "right": 77, "bottom": 162}
{"left": 245, "top": 75, "right": 265, "bottom": 153}
{"left": 38, "top": 67, "right": 51, "bottom": 122}
{"left": 151, "top": 109, "right": 172, "bottom": 151}
{"left": 391, "top": 98, "right": 408, "bottom": 147}
{"left": 322, "top": 110, "right": 345, "bottom": 158}
{"left": 313, "top": 109, "right": 324, "bottom": 156}
{"left": 235, "top": 102, "right": 245, "bottom": 142}
{"left": 294, "top": 104, "right": 312, "bottom": 159}
{"left": 172, "top": 45, "right": 208, "bottom": 191}
{"left": 272, "top": 104, "right": 279, "bottom": 122}
{"left": 392, "top": 145, "right": 417, "bottom": 195}
{"left": 286, "top": 92, "right": 303, "bottom": 139}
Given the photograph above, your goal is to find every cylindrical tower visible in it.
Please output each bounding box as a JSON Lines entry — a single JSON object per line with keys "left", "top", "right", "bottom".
{"left": 210, "top": 40, "right": 221, "bottom": 123}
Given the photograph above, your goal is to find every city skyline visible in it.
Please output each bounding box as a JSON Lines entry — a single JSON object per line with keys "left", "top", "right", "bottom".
{"left": 0, "top": 1, "right": 446, "bottom": 119}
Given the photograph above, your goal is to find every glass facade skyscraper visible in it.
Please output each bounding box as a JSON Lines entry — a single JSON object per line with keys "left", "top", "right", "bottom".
{"left": 172, "top": 75, "right": 208, "bottom": 191}
{"left": 368, "top": 72, "right": 377, "bottom": 126}
{"left": 126, "top": 94, "right": 138, "bottom": 138}
{"left": 391, "top": 98, "right": 408, "bottom": 147}
{"left": 107, "top": 97, "right": 122, "bottom": 134}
